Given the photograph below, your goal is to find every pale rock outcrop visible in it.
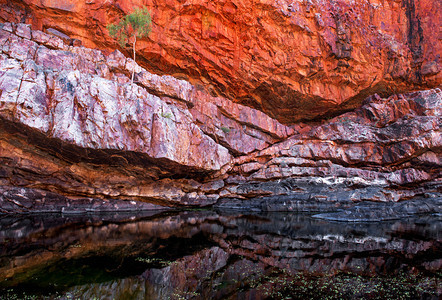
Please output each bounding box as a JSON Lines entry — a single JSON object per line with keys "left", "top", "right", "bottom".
{"left": 0, "top": 23, "right": 295, "bottom": 207}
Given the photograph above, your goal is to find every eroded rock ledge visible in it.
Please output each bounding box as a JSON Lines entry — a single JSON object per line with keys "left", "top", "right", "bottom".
{"left": 0, "top": 23, "right": 441, "bottom": 218}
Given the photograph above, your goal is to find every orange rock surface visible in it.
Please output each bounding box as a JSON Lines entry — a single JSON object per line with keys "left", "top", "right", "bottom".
{"left": 0, "top": 1, "right": 441, "bottom": 212}
{"left": 0, "top": 0, "right": 440, "bottom": 123}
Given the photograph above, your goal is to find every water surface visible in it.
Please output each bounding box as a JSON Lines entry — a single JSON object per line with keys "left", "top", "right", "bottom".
{"left": 0, "top": 210, "right": 440, "bottom": 299}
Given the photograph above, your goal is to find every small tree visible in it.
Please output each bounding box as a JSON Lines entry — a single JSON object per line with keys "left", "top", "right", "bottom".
{"left": 107, "top": 6, "right": 152, "bottom": 83}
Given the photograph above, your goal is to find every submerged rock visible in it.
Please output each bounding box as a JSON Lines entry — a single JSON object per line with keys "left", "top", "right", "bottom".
{"left": 313, "top": 197, "right": 442, "bottom": 222}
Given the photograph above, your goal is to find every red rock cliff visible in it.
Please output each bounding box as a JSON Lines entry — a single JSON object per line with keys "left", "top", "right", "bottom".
{"left": 0, "top": 23, "right": 440, "bottom": 214}
{"left": 0, "top": 0, "right": 440, "bottom": 216}
{"left": 0, "top": 0, "right": 440, "bottom": 123}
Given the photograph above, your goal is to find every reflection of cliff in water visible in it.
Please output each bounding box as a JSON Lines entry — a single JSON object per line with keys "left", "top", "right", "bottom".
{"left": 0, "top": 211, "right": 441, "bottom": 299}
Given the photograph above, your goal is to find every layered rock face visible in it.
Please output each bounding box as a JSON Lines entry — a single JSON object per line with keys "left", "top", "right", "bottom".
{"left": 0, "top": 22, "right": 294, "bottom": 209}
{"left": 0, "top": 0, "right": 440, "bottom": 123}
{"left": 0, "top": 22, "right": 440, "bottom": 216}
{"left": 217, "top": 89, "right": 441, "bottom": 203}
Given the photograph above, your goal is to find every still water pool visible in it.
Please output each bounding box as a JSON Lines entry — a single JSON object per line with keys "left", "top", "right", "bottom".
{"left": 0, "top": 210, "right": 440, "bottom": 299}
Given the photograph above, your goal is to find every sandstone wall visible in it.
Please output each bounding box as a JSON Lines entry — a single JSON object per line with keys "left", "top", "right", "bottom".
{"left": 0, "top": 0, "right": 440, "bottom": 123}
{"left": 0, "top": 23, "right": 440, "bottom": 215}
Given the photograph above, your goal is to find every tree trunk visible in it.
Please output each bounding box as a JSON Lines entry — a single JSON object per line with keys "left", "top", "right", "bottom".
{"left": 131, "top": 35, "right": 137, "bottom": 84}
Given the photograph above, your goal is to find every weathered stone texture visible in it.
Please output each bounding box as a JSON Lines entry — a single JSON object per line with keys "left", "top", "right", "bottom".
{"left": 0, "top": 0, "right": 440, "bottom": 123}
{"left": 0, "top": 1, "right": 440, "bottom": 212}
{"left": 0, "top": 23, "right": 295, "bottom": 206}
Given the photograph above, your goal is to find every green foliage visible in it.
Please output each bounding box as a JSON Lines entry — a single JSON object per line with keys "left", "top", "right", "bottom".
{"left": 107, "top": 6, "right": 152, "bottom": 83}
{"left": 160, "top": 112, "right": 172, "bottom": 119}
{"left": 220, "top": 126, "right": 230, "bottom": 133}
{"left": 107, "top": 7, "right": 152, "bottom": 47}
